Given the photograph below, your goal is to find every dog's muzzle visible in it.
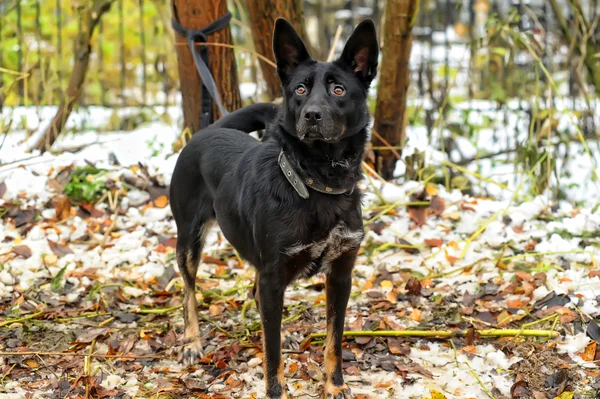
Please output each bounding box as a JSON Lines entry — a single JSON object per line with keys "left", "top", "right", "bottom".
{"left": 296, "top": 113, "right": 338, "bottom": 142}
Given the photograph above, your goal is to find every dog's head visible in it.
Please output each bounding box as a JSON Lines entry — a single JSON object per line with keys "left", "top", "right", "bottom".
{"left": 273, "top": 18, "right": 378, "bottom": 143}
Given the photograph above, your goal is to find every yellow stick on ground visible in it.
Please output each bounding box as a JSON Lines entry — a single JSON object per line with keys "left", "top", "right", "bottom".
{"left": 308, "top": 328, "right": 560, "bottom": 340}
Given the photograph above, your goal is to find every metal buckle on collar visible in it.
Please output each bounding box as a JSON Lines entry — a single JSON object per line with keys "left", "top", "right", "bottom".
{"left": 278, "top": 151, "right": 310, "bottom": 199}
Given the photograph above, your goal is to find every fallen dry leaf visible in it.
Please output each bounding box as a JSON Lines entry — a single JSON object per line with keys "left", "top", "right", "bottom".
{"left": 589, "top": 270, "right": 600, "bottom": 278}
{"left": 203, "top": 255, "right": 226, "bottom": 265}
{"left": 79, "top": 201, "right": 104, "bottom": 218}
{"left": 13, "top": 245, "right": 32, "bottom": 259}
{"left": 511, "top": 380, "right": 530, "bottom": 398}
{"left": 53, "top": 195, "right": 71, "bottom": 221}
{"left": 426, "top": 184, "right": 438, "bottom": 197}
{"left": 48, "top": 240, "right": 74, "bottom": 257}
{"left": 153, "top": 195, "right": 169, "bottom": 208}
{"left": 444, "top": 211, "right": 461, "bottom": 221}
{"left": 581, "top": 341, "right": 597, "bottom": 362}
{"left": 460, "top": 202, "right": 476, "bottom": 212}
{"left": 406, "top": 277, "right": 422, "bottom": 296}
{"left": 430, "top": 196, "right": 445, "bottom": 216}
{"left": 408, "top": 207, "right": 426, "bottom": 227}
{"left": 374, "top": 380, "right": 393, "bottom": 388}
{"left": 430, "top": 389, "right": 448, "bottom": 399}
{"left": 409, "top": 308, "right": 422, "bottom": 321}
{"left": 355, "top": 336, "right": 372, "bottom": 345}
{"left": 515, "top": 271, "right": 533, "bottom": 282}
{"left": 43, "top": 253, "right": 58, "bottom": 265}
{"left": 424, "top": 238, "right": 443, "bottom": 247}
{"left": 444, "top": 248, "right": 459, "bottom": 265}
{"left": 209, "top": 304, "right": 224, "bottom": 316}
{"left": 380, "top": 280, "right": 393, "bottom": 289}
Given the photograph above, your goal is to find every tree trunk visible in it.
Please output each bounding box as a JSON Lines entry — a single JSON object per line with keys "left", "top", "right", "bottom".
{"left": 32, "top": 0, "right": 114, "bottom": 153}
{"left": 246, "top": 0, "right": 308, "bottom": 100}
{"left": 373, "top": 0, "right": 420, "bottom": 180}
{"left": 172, "top": 0, "right": 242, "bottom": 136}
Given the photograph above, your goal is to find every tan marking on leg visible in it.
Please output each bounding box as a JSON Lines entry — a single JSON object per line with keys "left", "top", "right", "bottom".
{"left": 183, "top": 293, "right": 200, "bottom": 340}
{"left": 260, "top": 310, "right": 288, "bottom": 398}
{"left": 323, "top": 331, "right": 351, "bottom": 399}
{"left": 322, "top": 288, "right": 351, "bottom": 398}
{"left": 277, "top": 359, "right": 285, "bottom": 386}
{"left": 323, "top": 318, "right": 338, "bottom": 378}
{"left": 183, "top": 249, "right": 200, "bottom": 342}
{"left": 261, "top": 330, "right": 269, "bottom": 393}
{"left": 181, "top": 249, "right": 203, "bottom": 365}
{"left": 278, "top": 361, "right": 288, "bottom": 399}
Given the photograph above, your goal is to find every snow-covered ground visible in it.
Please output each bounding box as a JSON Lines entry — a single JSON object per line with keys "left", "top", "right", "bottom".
{"left": 0, "top": 106, "right": 599, "bottom": 398}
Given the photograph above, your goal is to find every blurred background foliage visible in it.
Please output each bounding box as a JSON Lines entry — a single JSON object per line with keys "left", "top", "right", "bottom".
{"left": 1, "top": 0, "right": 600, "bottom": 202}
{"left": 0, "top": 0, "right": 177, "bottom": 107}
{"left": 3, "top": 0, "right": 595, "bottom": 109}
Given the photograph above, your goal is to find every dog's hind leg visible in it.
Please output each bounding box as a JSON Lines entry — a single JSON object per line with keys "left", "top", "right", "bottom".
{"left": 322, "top": 251, "right": 356, "bottom": 399}
{"left": 177, "top": 218, "right": 213, "bottom": 366}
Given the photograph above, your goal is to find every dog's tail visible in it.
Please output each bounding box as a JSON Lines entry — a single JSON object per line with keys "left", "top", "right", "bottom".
{"left": 208, "top": 102, "right": 279, "bottom": 133}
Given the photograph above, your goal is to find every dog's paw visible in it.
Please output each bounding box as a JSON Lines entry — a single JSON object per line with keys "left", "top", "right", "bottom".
{"left": 322, "top": 383, "right": 352, "bottom": 399}
{"left": 179, "top": 338, "right": 203, "bottom": 366}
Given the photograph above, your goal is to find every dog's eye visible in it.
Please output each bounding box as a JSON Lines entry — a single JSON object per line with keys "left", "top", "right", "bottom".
{"left": 332, "top": 86, "right": 345, "bottom": 96}
{"left": 295, "top": 85, "right": 307, "bottom": 95}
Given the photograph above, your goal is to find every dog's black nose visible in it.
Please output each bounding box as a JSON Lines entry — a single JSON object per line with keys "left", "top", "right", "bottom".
{"left": 303, "top": 106, "right": 322, "bottom": 124}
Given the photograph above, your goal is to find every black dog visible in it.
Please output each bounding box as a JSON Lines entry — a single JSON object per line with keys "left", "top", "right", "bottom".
{"left": 170, "top": 18, "right": 378, "bottom": 399}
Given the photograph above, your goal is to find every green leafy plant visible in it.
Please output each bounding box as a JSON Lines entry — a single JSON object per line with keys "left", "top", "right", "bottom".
{"left": 146, "top": 134, "right": 164, "bottom": 157}
{"left": 63, "top": 166, "right": 108, "bottom": 203}
{"left": 51, "top": 264, "right": 68, "bottom": 292}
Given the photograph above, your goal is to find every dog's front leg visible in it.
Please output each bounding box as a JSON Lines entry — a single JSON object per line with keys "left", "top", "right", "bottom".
{"left": 323, "top": 251, "right": 356, "bottom": 399}
{"left": 257, "top": 271, "right": 287, "bottom": 399}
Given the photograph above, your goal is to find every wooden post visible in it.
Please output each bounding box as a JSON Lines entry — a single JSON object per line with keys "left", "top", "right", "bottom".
{"left": 172, "top": 0, "right": 242, "bottom": 136}
{"left": 246, "top": 0, "right": 309, "bottom": 100}
{"left": 32, "top": 0, "right": 114, "bottom": 153}
{"left": 373, "top": 0, "right": 420, "bottom": 179}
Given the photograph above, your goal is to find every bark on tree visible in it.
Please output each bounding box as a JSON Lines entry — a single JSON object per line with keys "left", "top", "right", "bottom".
{"left": 373, "top": 0, "right": 420, "bottom": 179}
{"left": 246, "top": 0, "right": 309, "bottom": 100}
{"left": 32, "top": 0, "right": 114, "bottom": 153}
{"left": 172, "top": 0, "right": 242, "bottom": 136}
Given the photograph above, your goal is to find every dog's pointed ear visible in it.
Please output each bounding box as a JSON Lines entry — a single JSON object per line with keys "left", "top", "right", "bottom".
{"left": 273, "top": 18, "right": 312, "bottom": 83}
{"left": 336, "top": 19, "right": 379, "bottom": 87}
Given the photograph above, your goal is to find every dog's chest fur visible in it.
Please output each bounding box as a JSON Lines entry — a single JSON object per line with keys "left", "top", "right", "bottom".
{"left": 285, "top": 222, "right": 363, "bottom": 275}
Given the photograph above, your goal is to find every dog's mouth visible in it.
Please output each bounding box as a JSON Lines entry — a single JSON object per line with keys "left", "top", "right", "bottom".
{"left": 296, "top": 123, "right": 345, "bottom": 143}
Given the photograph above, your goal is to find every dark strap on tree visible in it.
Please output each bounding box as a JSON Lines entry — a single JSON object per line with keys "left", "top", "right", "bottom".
{"left": 171, "top": 12, "right": 231, "bottom": 129}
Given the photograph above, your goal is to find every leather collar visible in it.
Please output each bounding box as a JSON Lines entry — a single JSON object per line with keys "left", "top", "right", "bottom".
{"left": 278, "top": 150, "right": 354, "bottom": 199}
